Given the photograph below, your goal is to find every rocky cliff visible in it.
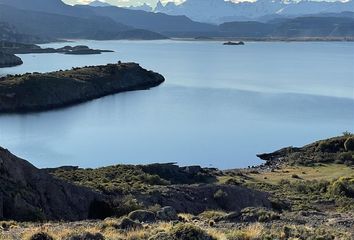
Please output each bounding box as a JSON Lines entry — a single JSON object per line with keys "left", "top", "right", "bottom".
{"left": 0, "top": 62, "right": 165, "bottom": 112}
{"left": 0, "top": 147, "right": 108, "bottom": 221}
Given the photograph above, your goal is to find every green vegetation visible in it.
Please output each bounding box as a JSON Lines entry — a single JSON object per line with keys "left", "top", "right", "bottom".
{"left": 51, "top": 165, "right": 169, "bottom": 194}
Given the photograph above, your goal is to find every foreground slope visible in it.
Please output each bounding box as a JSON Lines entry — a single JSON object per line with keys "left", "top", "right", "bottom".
{"left": 0, "top": 147, "right": 105, "bottom": 221}
{"left": 0, "top": 135, "right": 353, "bottom": 239}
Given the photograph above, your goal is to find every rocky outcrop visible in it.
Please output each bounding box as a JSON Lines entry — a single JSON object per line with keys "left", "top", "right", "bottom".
{"left": 0, "top": 147, "right": 108, "bottom": 221}
{"left": 257, "top": 135, "right": 354, "bottom": 166}
{"left": 0, "top": 62, "right": 165, "bottom": 112}
{"left": 0, "top": 52, "right": 22, "bottom": 68}
{"left": 138, "top": 184, "right": 271, "bottom": 215}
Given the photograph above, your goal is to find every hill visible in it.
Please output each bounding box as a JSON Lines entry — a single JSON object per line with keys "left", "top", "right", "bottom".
{"left": 0, "top": 4, "right": 165, "bottom": 40}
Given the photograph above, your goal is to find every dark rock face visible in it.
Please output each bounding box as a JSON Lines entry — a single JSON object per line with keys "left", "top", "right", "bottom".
{"left": 0, "top": 147, "right": 107, "bottom": 221}
{"left": 0, "top": 62, "right": 165, "bottom": 112}
{"left": 0, "top": 51, "right": 22, "bottom": 68}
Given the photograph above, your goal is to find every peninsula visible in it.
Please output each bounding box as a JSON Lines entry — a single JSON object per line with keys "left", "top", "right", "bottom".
{"left": 0, "top": 62, "right": 165, "bottom": 112}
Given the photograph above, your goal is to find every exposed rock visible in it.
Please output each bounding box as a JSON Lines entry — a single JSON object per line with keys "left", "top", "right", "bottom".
{"left": 156, "top": 206, "right": 178, "bottom": 221}
{"left": 0, "top": 62, "right": 165, "bottom": 112}
{"left": 0, "top": 51, "right": 22, "bottom": 68}
{"left": 0, "top": 147, "right": 109, "bottom": 221}
{"left": 140, "top": 163, "right": 216, "bottom": 184}
{"left": 140, "top": 185, "right": 270, "bottom": 215}
{"left": 128, "top": 210, "right": 156, "bottom": 223}
{"left": 116, "top": 217, "right": 143, "bottom": 230}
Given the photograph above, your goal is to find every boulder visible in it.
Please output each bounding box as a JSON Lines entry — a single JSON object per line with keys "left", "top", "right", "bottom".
{"left": 128, "top": 210, "right": 156, "bottom": 223}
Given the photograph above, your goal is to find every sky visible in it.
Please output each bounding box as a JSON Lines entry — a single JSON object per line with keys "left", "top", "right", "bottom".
{"left": 62, "top": 0, "right": 184, "bottom": 7}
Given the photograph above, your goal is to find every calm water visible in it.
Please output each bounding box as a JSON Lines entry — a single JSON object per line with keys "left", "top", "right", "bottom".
{"left": 0, "top": 40, "right": 353, "bottom": 169}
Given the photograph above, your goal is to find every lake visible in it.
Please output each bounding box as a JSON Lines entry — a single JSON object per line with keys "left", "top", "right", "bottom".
{"left": 0, "top": 40, "right": 353, "bottom": 169}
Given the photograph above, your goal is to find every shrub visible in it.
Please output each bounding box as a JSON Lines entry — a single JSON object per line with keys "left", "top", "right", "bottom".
{"left": 226, "top": 224, "right": 263, "bottom": 240}
{"left": 169, "top": 223, "right": 215, "bottom": 240}
{"left": 344, "top": 137, "right": 354, "bottom": 151}
{"left": 213, "top": 189, "right": 229, "bottom": 208}
{"left": 328, "top": 177, "right": 354, "bottom": 198}
{"left": 66, "top": 232, "right": 105, "bottom": 240}
{"left": 28, "top": 232, "right": 54, "bottom": 240}
{"left": 112, "top": 195, "right": 143, "bottom": 217}
{"left": 338, "top": 152, "right": 353, "bottom": 163}
{"left": 240, "top": 207, "right": 280, "bottom": 222}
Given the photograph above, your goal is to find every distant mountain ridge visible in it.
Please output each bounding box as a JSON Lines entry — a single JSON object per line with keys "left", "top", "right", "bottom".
{"left": 0, "top": 0, "right": 217, "bottom": 39}
{"left": 154, "top": 0, "right": 354, "bottom": 23}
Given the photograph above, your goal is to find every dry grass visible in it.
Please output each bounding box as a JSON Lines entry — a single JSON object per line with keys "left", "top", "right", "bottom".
{"left": 219, "top": 164, "right": 354, "bottom": 186}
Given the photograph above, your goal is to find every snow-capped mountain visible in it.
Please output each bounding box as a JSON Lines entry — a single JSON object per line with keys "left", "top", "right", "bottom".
{"left": 88, "top": 0, "right": 111, "bottom": 7}
{"left": 154, "top": 0, "right": 354, "bottom": 23}
{"left": 125, "top": 3, "right": 153, "bottom": 12}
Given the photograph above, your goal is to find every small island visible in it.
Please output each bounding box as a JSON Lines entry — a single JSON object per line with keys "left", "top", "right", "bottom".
{"left": 0, "top": 41, "right": 114, "bottom": 68}
{"left": 0, "top": 41, "right": 114, "bottom": 55}
{"left": 0, "top": 62, "right": 164, "bottom": 112}
{"left": 223, "top": 41, "right": 245, "bottom": 46}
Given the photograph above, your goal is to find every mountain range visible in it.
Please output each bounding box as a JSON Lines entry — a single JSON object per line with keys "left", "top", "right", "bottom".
{"left": 0, "top": 0, "right": 353, "bottom": 43}
{"left": 0, "top": 0, "right": 216, "bottom": 40}
{"left": 154, "top": 0, "right": 354, "bottom": 24}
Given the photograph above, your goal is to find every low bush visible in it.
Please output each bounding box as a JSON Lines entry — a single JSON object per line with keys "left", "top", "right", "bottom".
{"left": 169, "top": 223, "right": 215, "bottom": 240}
{"left": 28, "top": 232, "right": 54, "bottom": 240}
{"left": 328, "top": 177, "right": 354, "bottom": 198}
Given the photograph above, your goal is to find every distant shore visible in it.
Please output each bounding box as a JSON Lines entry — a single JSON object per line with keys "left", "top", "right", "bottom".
{"left": 171, "top": 36, "right": 354, "bottom": 42}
